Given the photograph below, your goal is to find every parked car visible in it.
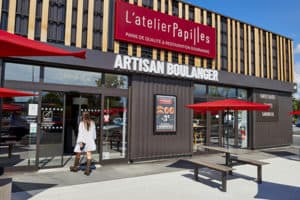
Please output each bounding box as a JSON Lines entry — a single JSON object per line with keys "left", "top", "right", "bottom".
{"left": 1, "top": 113, "right": 29, "bottom": 140}
{"left": 112, "top": 117, "right": 125, "bottom": 126}
{"left": 295, "top": 119, "right": 300, "bottom": 127}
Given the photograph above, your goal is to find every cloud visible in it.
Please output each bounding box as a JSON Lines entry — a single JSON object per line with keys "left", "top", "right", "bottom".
{"left": 295, "top": 44, "right": 300, "bottom": 54}
{"left": 294, "top": 62, "right": 300, "bottom": 76}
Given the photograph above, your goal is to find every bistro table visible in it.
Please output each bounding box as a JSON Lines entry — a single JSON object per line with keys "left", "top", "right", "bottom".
{"left": 0, "top": 135, "right": 17, "bottom": 158}
{"left": 200, "top": 145, "right": 267, "bottom": 183}
{"left": 201, "top": 145, "right": 251, "bottom": 165}
{"left": 201, "top": 145, "right": 232, "bottom": 165}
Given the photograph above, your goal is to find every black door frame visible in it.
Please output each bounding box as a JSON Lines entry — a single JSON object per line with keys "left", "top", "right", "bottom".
{"left": 4, "top": 80, "right": 129, "bottom": 168}
{"left": 99, "top": 92, "right": 129, "bottom": 165}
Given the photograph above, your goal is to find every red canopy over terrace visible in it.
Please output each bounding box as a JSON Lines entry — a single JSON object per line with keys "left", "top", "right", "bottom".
{"left": 2, "top": 103, "right": 22, "bottom": 112}
{"left": 0, "top": 30, "right": 86, "bottom": 59}
{"left": 289, "top": 110, "right": 300, "bottom": 115}
{"left": 186, "top": 99, "right": 270, "bottom": 148}
{"left": 0, "top": 87, "right": 37, "bottom": 98}
{"left": 186, "top": 99, "right": 270, "bottom": 112}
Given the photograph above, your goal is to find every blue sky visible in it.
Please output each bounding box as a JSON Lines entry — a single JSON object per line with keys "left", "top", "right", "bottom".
{"left": 186, "top": 0, "right": 300, "bottom": 98}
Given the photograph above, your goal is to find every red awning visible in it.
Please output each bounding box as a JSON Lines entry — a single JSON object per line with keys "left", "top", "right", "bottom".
{"left": 289, "top": 110, "right": 300, "bottom": 115}
{"left": 2, "top": 103, "right": 23, "bottom": 111}
{"left": 0, "top": 30, "right": 86, "bottom": 59}
{"left": 186, "top": 99, "right": 270, "bottom": 112}
{"left": 0, "top": 87, "right": 37, "bottom": 98}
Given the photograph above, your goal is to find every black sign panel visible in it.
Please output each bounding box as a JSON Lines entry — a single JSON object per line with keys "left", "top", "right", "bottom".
{"left": 256, "top": 93, "right": 278, "bottom": 122}
{"left": 154, "top": 95, "right": 176, "bottom": 133}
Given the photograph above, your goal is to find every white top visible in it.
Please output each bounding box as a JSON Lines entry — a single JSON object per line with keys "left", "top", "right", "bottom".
{"left": 74, "top": 121, "right": 97, "bottom": 153}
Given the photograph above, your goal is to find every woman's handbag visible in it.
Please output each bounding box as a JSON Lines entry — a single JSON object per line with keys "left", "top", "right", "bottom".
{"left": 80, "top": 142, "right": 86, "bottom": 151}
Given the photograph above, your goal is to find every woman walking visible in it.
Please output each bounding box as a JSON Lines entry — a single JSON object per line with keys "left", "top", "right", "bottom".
{"left": 70, "top": 112, "right": 96, "bottom": 175}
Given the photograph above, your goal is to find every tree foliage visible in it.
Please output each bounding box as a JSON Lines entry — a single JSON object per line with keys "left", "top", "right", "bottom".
{"left": 292, "top": 98, "right": 300, "bottom": 123}
{"left": 292, "top": 97, "right": 300, "bottom": 112}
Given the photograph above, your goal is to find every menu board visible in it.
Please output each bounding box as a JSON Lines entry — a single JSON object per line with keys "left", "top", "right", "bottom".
{"left": 154, "top": 95, "right": 176, "bottom": 132}
{"left": 256, "top": 93, "right": 278, "bottom": 122}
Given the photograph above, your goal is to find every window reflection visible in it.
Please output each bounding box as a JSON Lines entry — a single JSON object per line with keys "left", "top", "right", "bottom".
{"left": 5, "top": 63, "right": 40, "bottom": 82}
{"left": 0, "top": 93, "right": 39, "bottom": 168}
{"left": 103, "top": 73, "right": 128, "bottom": 89}
{"left": 238, "top": 111, "right": 248, "bottom": 148}
{"left": 39, "top": 91, "right": 64, "bottom": 168}
{"left": 102, "top": 96, "right": 127, "bottom": 160}
{"left": 44, "top": 67, "right": 102, "bottom": 87}
{"left": 193, "top": 85, "right": 248, "bottom": 150}
{"left": 227, "top": 88, "right": 237, "bottom": 98}
{"left": 194, "top": 84, "right": 206, "bottom": 97}
{"left": 44, "top": 67, "right": 129, "bottom": 89}
{"left": 208, "top": 86, "right": 237, "bottom": 98}
{"left": 237, "top": 89, "right": 248, "bottom": 99}
{"left": 208, "top": 86, "right": 218, "bottom": 96}
{"left": 193, "top": 98, "right": 207, "bottom": 152}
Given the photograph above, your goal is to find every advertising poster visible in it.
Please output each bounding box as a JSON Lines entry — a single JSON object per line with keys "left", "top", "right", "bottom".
{"left": 28, "top": 104, "right": 38, "bottom": 116}
{"left": 155, "top": 95, "right": 176, "bottom": 132}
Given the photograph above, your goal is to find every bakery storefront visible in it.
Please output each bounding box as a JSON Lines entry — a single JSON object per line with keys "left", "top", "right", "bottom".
{"left": 0, "top": 0, "right": 295, "bottom": 170}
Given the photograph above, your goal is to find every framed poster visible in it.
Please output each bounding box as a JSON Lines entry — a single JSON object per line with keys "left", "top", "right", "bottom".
{"left": 154, "top": 95, "right": 177, "bottom": 133}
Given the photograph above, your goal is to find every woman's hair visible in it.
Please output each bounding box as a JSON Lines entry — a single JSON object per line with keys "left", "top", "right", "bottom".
{"left": 82, "top": 112, "right": 91, "bottom": 131}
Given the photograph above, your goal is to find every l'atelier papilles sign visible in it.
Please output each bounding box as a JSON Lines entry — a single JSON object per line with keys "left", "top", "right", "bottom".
{"left": 114, "top": 55, "right": 219, "bottom": 82}
{"left": 114, "top": 0, "right": 216, "bottom": 59}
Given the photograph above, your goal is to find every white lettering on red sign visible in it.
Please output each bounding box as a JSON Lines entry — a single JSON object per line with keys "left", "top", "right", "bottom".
{"left": 115, "top": 0, "right": 216, "bottom": 58}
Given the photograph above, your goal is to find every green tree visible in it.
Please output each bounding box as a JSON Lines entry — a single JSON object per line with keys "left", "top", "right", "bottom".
{"left": 292, "top": 98, "right": 300, "bottom": 123}
{"left": 292, "top": 97, "right": 300, "bottom": 112}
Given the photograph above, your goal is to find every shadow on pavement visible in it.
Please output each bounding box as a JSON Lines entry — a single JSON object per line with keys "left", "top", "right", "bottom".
{"left": 166, "top": 159, "right": 195, "bottom": 169}
{"left": 182, "top": 167, "right": 256, "bottom": 191}
{"left": 255, "top": 181, "right": 300, "bottom": 200}
{"left": 263, "top": 150, "right": 300, "bottom": 161}
{"left": 182, "top": 173, "right": 221, "bottom": 190}
{"left": 12, "top": 181, "right": 56, "bottom": 193}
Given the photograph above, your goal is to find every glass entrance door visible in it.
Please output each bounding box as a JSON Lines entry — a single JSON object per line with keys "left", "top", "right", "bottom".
{"left": 209, "top": 111, "right": 222, "bottom": 146}
{"left": 223, "top": 110, "right": 235, "bottom": 148}
{"left": 64, "top": 92, "right": 101, "bottom": 163}
{"left": 38, "top": 91, "right": 64, "bottom": 168}
{"left": 101, "top": 96, "right": 127, "bottom": 161}
{"left": 38, "top": 91, "right": 101, "bottom": 168}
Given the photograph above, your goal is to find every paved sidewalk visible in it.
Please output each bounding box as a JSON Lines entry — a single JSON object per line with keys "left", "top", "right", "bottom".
{"left": 3, "top": 146, "right": 300, "bottom": 200}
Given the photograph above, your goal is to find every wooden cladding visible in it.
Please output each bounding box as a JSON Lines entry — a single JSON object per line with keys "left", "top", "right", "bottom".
{"left": 7, "top": 0, "right": 16, "bottom": 33}
{"left": 0, "top": 0, "right": 294, "bottom": 82}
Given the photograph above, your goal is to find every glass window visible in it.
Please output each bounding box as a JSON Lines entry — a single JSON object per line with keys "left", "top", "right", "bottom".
{"left": 192, "top": 97, "right": 207, "bottom": 152}
{"left": 142, "top": 0, "right": 153, "bottom": 8}
{"left": 93, "top": 0, "right": 103, "bottom": 50}
{"left": 194, "top": 84, "right": 206, "bottom": 97}
{"left": 208, "top": 86, "right": 218, "bottom": 97}
{"left": 102, "top": 96, "right": 128, "bottom": 160}
{"left": 39, "top": 91, "right": 64, "bottom": 168}
{"left": 208, "top": 86, "right": 236, "bottom": 98}
{"left": 1, "top": 0, "right": 9, "bottom": 30}
{"left": 237, "top": 89, "right": 248, "bottom": 99}
{"left": 1, "top": 92, "right": 39, "bottom": 168}
{"left": 238, "top": 110, "right": 248, "bottom": 148}
{"left": 103, "top": 73, "right": 128, "bottom": 89}
{"left": 15, "top": 0, "right": 29, "bottom": 36}
{"left": 47, "top": 0, "right": 66, "bottom": 44}
{"left": 217, "top": 87, "right": 227, "bottom": 97}
{"left": 5, "top": 63, "right": 40, "bottom": 82}
{"left": 141, "top": 46, "right": 153, "bottom": 59}
{"left": 227, "top": 88, "right": 237, "bottom": 98}
{"left": 44, "top": 67, "right": 102, "bottom": 87}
